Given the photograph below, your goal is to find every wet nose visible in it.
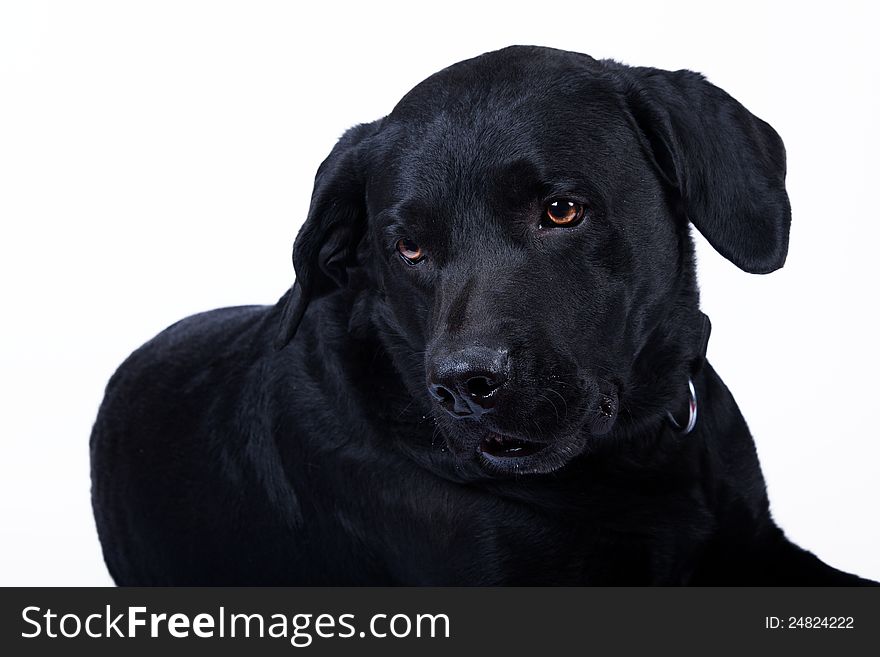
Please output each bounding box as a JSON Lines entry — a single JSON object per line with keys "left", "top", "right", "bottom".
{"left": 428, "top": 346, "right": 509, "bottom": 419}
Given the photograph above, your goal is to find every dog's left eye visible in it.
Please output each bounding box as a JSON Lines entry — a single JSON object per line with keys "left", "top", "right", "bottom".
{"left": 543, "top": 199, "right": 586, "bottom": 227}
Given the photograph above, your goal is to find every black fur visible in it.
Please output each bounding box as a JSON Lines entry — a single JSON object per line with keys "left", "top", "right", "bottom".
{"left": 91, "top": 46, "right": 874, "bottom": 585}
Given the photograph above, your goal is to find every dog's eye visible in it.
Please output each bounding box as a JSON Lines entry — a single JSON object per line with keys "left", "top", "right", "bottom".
{"left": 543, "top": 199, "right": 586, "bottom": 227}
{"left": 396, "top": 238, "right": 425, "bottom": 264}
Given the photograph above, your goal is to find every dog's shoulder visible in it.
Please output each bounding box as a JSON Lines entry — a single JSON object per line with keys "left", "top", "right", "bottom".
{"left": 93, "top": 304, "right": 280, "bottom": 451}
{"left": 108, "top": 306, "right": 270, "bottom": 386}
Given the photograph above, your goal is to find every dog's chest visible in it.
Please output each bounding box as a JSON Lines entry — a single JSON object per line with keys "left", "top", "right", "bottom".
{"left": 308, "top": 464, "right": 715, "bottom": 585}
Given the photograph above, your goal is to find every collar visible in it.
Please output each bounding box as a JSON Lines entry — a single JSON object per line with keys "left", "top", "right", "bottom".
{"left": 666, "top": 312, "right": 711, "bottom": 435}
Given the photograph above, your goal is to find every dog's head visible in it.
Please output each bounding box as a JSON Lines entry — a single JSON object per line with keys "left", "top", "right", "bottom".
{"left": 277, "top": 46, "right": 790, "bottom": 476}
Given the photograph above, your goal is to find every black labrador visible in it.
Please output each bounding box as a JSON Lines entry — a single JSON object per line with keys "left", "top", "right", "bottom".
{"left": 90, "top": 46, "right": 875, "bottom": 585}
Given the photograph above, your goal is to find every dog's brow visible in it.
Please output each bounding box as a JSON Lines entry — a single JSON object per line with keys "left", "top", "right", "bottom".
{"left": 377, "top": 202, "right": 433, "bottom": 235}
{"left": 381, "top": 220, "right": 408, "bottom": 242}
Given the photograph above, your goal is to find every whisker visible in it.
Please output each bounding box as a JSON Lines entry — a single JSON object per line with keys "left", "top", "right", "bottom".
{"left": 396, "top": 398, "right": 416, "bottom": 419}
{"left": 545, "top": 387, "right": 569, "bottom": 420}
{"left": 531, "top": 418, "right": 545, "bottom": 441}
{"left": 537, "top": 392, "right": 561, "bottom": 422}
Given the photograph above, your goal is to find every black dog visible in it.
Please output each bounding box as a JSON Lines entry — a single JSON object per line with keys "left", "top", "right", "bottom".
{"left": 91, "top": 46, "right": 874, "bottom": 585}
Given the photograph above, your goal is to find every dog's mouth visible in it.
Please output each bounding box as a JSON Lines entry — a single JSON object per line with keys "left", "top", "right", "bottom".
{"left": 435, "top": 381, "right": 620, "bottom": 476}
{"left": 478, "top": 432, "right": 546, "bottom": 459}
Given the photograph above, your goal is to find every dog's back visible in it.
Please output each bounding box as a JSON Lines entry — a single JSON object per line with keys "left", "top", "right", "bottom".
{"left": 90, "top": 305, "right": 303, "bottom": 584}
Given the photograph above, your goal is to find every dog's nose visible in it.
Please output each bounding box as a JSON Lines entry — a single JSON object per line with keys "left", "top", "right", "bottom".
{"left": 428, "top": 346, "right": 509, "bottom": 419}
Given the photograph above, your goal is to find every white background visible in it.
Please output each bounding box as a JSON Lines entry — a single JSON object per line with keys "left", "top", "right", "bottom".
{"left": 1, "top": 0, "right": 878, "bottom": 585}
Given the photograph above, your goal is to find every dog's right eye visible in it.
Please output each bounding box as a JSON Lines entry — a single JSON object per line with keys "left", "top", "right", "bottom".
{"left": 396, "top": 238, "right": 425, "bottom": 264}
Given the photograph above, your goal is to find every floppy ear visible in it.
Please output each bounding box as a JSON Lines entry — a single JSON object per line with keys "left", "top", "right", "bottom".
{"left": 621, "top": 66, "right": 791, "bottom": 274}
{"left": 275, "top": 122, "right": 376, "bottom": 349}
